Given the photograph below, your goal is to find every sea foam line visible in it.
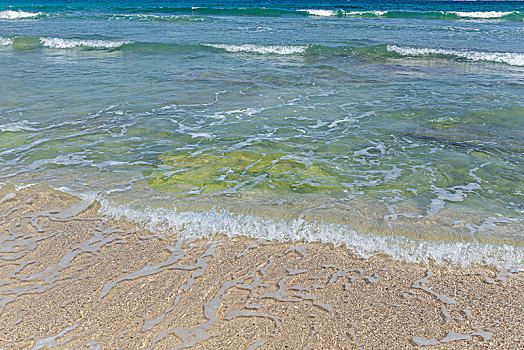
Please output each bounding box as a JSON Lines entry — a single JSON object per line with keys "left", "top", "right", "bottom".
{"left": 204, "top": 44, "right": 307, "bottom": 55}
{"left": 0, "top": 10, "right": 42, "bottom": 19}
{"left": 387, "top": 45, "right": 524, "bottom": 67}
{"left": 99, "top": 198, "right": 524, "bottom": 269}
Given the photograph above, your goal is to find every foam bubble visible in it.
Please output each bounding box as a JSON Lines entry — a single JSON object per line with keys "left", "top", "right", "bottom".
{"left": 204, "top": 44, "right": 307, "bottom": 55}
{"left": 99, "top": 199, "right": 524, "bottom": 269}
{"left": 297, "top": 9, "right": 338, "bottom": 17}
{"left": 386, "top": 45, "right": 524, "bottom": 66}
{"left": 0, "top": 10, "right": 42, "bottom": 19}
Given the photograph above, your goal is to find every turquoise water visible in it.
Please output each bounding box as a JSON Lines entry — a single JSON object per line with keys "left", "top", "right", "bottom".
{"left": 1, "top": 1, "right": 523, "bottom": 267}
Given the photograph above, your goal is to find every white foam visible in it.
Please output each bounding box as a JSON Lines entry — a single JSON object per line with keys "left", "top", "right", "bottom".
{"left": 111, "top": 14, "right": 203, "bottom": 22}
{"left": 386, "top": 45, "right": 524, "bottom": 66}
{"left": 0, "top": 120, "right": 38, "bottom": 132}
{"left": 297, "top": 9, "right": 338, "bottom": 17}
{"left": 204, "top": 44, "right": 307, "bottom": 55}
{"left": 0, "top": 10, "right": 41, "bottom": 19}
{"left": 345, "top": 11, "right": 388, "bottom": 16}
{"left": 39, "top": 37, "right": 131, "bottom": 49}
{"left": 190, "top": 132, "right": 213, "bottom": 139}
{"left": 448, "top": 11, "right": 517, "bottom": 19}
{"left": 0, "top": 37, "right": 13, "bottom": 46}
{"left": 99, "top": 199, "right": 524, "bottom": 269}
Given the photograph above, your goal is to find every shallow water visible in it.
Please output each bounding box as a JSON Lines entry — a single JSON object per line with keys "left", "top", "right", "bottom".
{"left": 1, "top": 183, "right": 521, "bottom": 349}
{"left": 1, "top": 0, "right": 523, "bottom": 267}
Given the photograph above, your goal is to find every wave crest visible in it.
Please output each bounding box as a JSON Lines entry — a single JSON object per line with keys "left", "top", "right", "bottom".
{"left": 387, "top": 45, "right": 524, "bottom": 67}
{"left": 0, "top": 37, "right": 13, "bottom": 46}
{"left": 0, "top": 10, "right": 42, "bottom": 19}
{"left": 40, "top": 37, "right": 132, "bottom": 49}
{"left": 2, "top": 37, "right": 522, "bottom": 67}
{"left": 449, "top": 11, "right": 518, "bottom": 19}
{"left": 297, "top": 9, "right": 339, "bottom": 17}
{"left": 204, "top": 44, "right": 307, "bottom": 55}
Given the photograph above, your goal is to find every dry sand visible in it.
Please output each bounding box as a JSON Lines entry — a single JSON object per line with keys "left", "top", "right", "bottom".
{"left": 0, "top": 182, "right": 523, "bottom": 349}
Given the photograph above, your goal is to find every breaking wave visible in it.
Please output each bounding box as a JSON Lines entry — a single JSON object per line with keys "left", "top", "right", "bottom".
{"left": 1, "top": 8, "right": 521, "bottom": 21}
{"left": 2, "top": 37, "right": 522, "bottom": 66}
{"left": 203, "top": 44, "right": 307, "bottom": 55}
{"left": 339, "top": 10, "right": 523, "bottom": 21}
{"left": 40, "top": 37, "right": 132, "bottom": 49}
{"left": 1, "top": 36, "right": 132, "bottom": 50}
{"left": 0, "top": 37, "right": 13, "bottom": 46}
{"left": 386, "top": 45, "right": 524, "bottom": 67}
{"left": 297, "top": 9, "right": 340, "bottom": 17}
{"left": 0, "top": 10, "right": 42, "bottom": 19}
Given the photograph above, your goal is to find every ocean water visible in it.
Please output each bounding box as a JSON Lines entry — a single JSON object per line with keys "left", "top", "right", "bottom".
{"left": 1, "top": 0, "right": 523, "bottom": 268}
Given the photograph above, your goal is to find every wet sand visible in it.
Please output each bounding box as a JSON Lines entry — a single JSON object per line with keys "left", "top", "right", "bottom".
{"left": 0, "top": 182, "right": 523, "bottom": 349}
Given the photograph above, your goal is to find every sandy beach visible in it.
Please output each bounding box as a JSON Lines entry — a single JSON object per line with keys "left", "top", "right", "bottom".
{"left": 2, "top": 0, "right": 524, "bottom": 348}
{"left": 0, "top": 182, "right": 522, "bottom": 349}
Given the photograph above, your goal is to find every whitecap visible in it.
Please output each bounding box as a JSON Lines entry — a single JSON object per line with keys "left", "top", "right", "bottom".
{"left": 39, "top": 37, "right": 132, "bottom": 49}
{"left": 344, "top": 10, "right": 388, "bottom": 16}
{"left": 204, "top": 44, "right": 307, "bottom": 55}
{"left": 386, "top": 45, "right": 524, "bottom": 66}
{"left": 297, "top": 9, "right": 338, "bottom": 17}
{"left": 448, "top": 11, "right": 518, "bottom": 19}
{"left": 0, "top": 10, "right": 42, "bottom": 19}
{"left": 0, "top": 36, "right": 13, "bottom": 46}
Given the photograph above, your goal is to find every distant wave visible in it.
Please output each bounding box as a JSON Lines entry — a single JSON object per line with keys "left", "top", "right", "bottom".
{"left": 128, "top": 7, "right": 523, "bottom": 21}
{"left": 208, "top": 43, "right": 524, "bottom": 67}
{"left": 297, "top": 9, "right": 340, "bottom": 17}
{"left": 339, "top": 10, "right": 523, "bottom": 21}
{"left": 0, "top": 36, "right": 132, "bottom": 50}
{"left": 386, "top": 45, "right": 524, "bottom": 67}
{"left": 1, "top": 7, "right": 521, "bottom": 21}
{"left": 40, "top": 37, "right": 132, "bottom": 49}
{"left": 134, "top": 6, "right": 305, "bottom": 17}
{"left": 204, "top": 44, "right": 307, "bottom": 55}
{"left": 2, "top": 37, "right": 522, "bottom": 66}
{"left": 345, "top": 10, "right": 389, "bottom": 16}
{"left": 0, "top": 10, "right": 42, "bottom": 19}
{"left": 107, "top": 14, "right": 210, "bottom": 22}
{"left": 448, "top": 11, "right": 518, "bottom": 19}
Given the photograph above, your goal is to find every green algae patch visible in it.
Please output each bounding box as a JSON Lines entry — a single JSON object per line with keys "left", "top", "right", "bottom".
{"left": 148, "top": 150, "right": 341, "bottom": 195}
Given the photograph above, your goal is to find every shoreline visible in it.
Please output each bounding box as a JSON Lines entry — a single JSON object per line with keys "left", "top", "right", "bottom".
{"left": 0, "top": 182, "right": 523, "bottom": 348}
